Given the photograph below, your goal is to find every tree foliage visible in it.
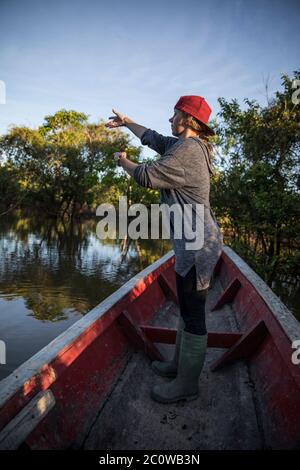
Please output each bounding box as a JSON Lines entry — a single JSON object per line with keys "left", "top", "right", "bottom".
{"left": 1, "top": 71, "right": 299, "bottom": 288}
{"left": 0, "top": 109, "right": 152, "bottom": 217}
{"left": 212, "top": 70, "right": 300, "bottom": 284}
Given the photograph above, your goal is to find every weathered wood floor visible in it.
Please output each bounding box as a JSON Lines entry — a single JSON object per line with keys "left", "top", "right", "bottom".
{"left": 82, "top": 277, "right": 264, "bottom": 450}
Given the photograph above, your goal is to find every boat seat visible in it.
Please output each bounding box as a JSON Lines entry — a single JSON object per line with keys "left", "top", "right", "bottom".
{"left": 0, "top": 390, "right": 55, "bottom": 450}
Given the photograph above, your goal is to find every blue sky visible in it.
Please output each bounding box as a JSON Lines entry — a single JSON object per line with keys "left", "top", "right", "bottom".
{"left": 0, "top": 0, "right": 299, "bottom": 157}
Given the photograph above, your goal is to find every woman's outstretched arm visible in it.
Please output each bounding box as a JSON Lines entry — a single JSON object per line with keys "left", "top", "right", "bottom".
{"left": 105, "top": 108, "right": 177, "bottom": 154}
{"left": 114, "top": 149, "right": 185, "bottom": 190}
{"left": 124, "top": 117, "right": 148, "bottom": 140}
{"left": 105, "top": 108, "right": 147, "bottom": 139}
{"left": 115, "top": 153, "right": 138, "bottom": 178}
{"left": 121, "top": 158, "right": 138, "bottom": 177}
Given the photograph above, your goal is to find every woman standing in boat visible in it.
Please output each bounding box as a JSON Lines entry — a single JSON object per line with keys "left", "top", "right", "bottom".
{"left": 105, "top": 96, "right": 223, "bottom": 404}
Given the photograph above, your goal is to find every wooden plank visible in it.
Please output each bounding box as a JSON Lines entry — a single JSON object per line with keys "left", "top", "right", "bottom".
{"left": 141, "top": 326, "right": 242, "bottom": 349}
{"left": 157, "top": 272, "right": 178, "bottom": 304}
{"left": 140, "top": 325, "right": 176, "bottom": 344}
{"left": 223, "top": 246, "right": 300, "bottom": 344}
{"left": 117, "top": 311, "right": 164, "bottom": 361}
{"left": 207, "top": 331, "right": 243, "bottom": 349}
{"left": 211, "top": 277, "right": 242, "bottom": 311}
{"left": 0, "top": 251, "right": 175, "bottom": 414}
{"left": 213, "top": 255, "right": 223, "bottom": 276}
{"left": 211, "top": 320, "right": 269, "bottom": 371}
{"left": 0, "top": 390, "right": 55, "bottom": 450}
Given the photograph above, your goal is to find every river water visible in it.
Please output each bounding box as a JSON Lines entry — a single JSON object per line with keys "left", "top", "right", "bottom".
{"left": 0, "top": 214, "right": 171, "bottom": 381}
{"left": 0, "top": 214, "right": 299, "bottom": 381}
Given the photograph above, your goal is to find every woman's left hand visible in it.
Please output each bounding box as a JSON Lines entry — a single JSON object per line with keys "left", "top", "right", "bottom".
{"left": 113, "top": 151, "right": 127, "bottom": 166}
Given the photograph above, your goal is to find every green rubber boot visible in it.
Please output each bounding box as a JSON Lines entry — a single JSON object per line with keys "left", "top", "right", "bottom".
{"left": 151, "top": 317, "right": 185, "bottom": 378}
{"left": 150, "top": 330, "right": 208, "bottom": 404}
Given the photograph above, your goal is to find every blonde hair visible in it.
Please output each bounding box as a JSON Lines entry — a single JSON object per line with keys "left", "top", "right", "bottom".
{"left": 179, "top": 110, "right": 214, "bottom": 161}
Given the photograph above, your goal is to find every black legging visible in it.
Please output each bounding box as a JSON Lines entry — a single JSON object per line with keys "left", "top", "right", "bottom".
{"left": 175, "top": 265, "right": 208, "bottom": 336}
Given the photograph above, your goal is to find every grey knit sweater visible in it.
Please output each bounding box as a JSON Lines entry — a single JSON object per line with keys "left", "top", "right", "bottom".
{"left": 133, "top": 128, "right": 223, "bottom": 290}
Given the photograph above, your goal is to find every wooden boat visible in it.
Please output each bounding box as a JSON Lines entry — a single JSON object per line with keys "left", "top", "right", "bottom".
{"left": 0, "top": 246, "right": 300, "bottom": 450}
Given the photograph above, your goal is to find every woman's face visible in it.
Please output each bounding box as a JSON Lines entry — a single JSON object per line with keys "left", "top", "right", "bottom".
{"left": 169, "top": 108, "right": 186, "bottom": 136}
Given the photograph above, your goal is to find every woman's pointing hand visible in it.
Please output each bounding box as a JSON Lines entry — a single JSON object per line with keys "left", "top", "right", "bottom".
{"left": 105, "top": 109, "right": 128, "bottom": 128}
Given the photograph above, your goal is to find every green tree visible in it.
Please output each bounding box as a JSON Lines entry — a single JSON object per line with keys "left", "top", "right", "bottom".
{"left": 0, "top": 109, "right": 138, "bottom": 217}
{"left": 213, "top": 70, "right": 300, "bottom": 284}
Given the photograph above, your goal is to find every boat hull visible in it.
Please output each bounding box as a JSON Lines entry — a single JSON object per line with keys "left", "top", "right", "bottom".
{"left": 0, "top": 248, "right": 299, "bottom": 450}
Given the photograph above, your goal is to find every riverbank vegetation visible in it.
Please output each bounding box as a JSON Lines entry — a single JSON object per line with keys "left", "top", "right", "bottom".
{"left": 1, "top": 70, "right": 299, "bottom": 293}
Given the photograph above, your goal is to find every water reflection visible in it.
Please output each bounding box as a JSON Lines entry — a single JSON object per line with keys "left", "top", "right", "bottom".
{"left": 1, "top": 214, "right": 298, "bottom": 381}
{"left": 0, "top": 213, "right": 171, "bottom": 380}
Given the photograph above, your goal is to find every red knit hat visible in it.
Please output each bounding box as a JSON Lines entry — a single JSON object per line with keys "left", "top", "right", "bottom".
{"left": 174, "top": 95, "right": 215, "bottom": 136}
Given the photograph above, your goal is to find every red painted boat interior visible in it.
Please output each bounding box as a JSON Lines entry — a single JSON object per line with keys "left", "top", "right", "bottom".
{"left": 0, "top": 250, "right": 299, "bottom": 449}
